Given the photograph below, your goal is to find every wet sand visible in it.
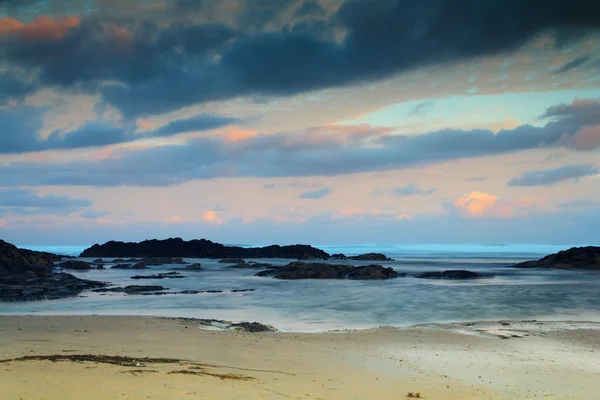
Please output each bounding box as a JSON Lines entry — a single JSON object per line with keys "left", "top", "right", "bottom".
{"left": 1, "top": 316, "right": 599, "bottom": 399}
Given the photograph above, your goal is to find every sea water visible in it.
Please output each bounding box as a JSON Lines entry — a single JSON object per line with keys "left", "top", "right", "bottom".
{"left": 3, "top": 243, "right": 599, "bottom": 332}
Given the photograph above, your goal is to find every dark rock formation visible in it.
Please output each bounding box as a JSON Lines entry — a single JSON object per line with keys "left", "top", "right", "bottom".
{"left": 348, "top": 253, "right": 394, "bottom": 261}
{"left": 58, "top": 260, "right": 92, "bottom": 270}
{"left": 226, "top": 263, "right": 273, "bottom": 269}
{"left": 255, "top": 262, "right": 399, "bottom": 280}
{"left": 0, "top": 240, "right": 105, "bottom": 301}
{"left": 171, "top": 263, "right": 203, "bottom": 271}
{"left": 329, "top": 253, "right": 348, "bottom": 260}
{"left": 111, "top": 263, "right": 142, "bottom": 269}
{"left": 219, "top": 258, "right": 245, "bottom": 264}
{"left": 92, "top": 259, "right": 104, "bottom": 264}
{"left": 80, "top": 238, "right": 330, "bottom": 259}
{"left": 347, "top": 264, "right": 400, "bottom": 280}
{"left": 514, "top": 246, "right": 600, "bottom": 270}
{"left": 130, "top": 272, "right": 185, "bottom": 280}
{"left": 416, "top": 270, "right": 482, "bottom": 279}
{"left": 93, "top": 285, "right": 167, "bottom": 294}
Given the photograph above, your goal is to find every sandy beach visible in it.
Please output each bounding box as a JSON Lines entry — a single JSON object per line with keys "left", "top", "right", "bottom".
{"left": 0, "top": 316, "right": 598, "bottom": 399}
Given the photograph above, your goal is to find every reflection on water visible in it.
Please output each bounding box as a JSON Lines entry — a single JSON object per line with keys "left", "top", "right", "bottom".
{"left": 2, "top": 249, "right": 600, "bottom": 332}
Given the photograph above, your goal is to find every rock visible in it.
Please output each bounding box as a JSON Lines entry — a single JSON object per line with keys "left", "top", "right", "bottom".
{"left": 80, "top": 238, "right": 330, "bottom": 260}
{"left": 416, "top": 270, "right": 482, "bottom": 279}
{"left": 0, "top": 240, "right": 106, "bottom": 301}
{"left": 172, "top": 263, "right": 203, "bottom": 271}
{"left": 111, "top": 263, "right": 137, "bottom": 269}
{"left": 219, "top": 258, "right": 246, "bottom": 264}
{"left": 329, "top": 253, "right": 348, "bottom": 260}
{"left": 255, "top": 262, "right": 399, "bottom": 280}
{"left": 348, "top": 253, "right": 394, "bottom": 261}
{"left": 93, "top": 285, "right": 167, "bottom": 294}
{"left": 229, "top": 322, "right": 276, "bottom": 332}
{"left": 58, "top": 260, "right": 93, "bottom": 270}
{"left": 96, "top": 265, "right": 105, "bottom": 270}
{"left": 347, "top": 265, "right": 399, "bottom": 280}
{"left": 513, "top": 246, "right": 600, "bottom": 270}
{"left": 92, "top": 259, "right": 105, "bottom": 264}
{"left": 226, "top": 263, "right": 273, "bottom": 269}
{"left": 130, "top": 272, "right": 185, "bottom": 280}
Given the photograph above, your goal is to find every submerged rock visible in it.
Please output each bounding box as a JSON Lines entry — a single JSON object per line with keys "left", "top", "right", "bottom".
{"left": 130, "top": 272, "right": 185, "bottom": 280}
{"left": 171, "top": 263, "right": 203, "bottom": 271}
{"left": 416, "top": 270, "right": 482, "bottom": 279}
{"left": 514, "top": 246, "right": 600, "bottom": 270}
{"left": 93, "top": 285, "right": 167, "bottom": 294}
{"left": 347, "top": 265, "right": 399, "bottom": 280}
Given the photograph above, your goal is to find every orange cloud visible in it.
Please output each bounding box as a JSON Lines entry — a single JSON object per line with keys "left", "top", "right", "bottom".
{"left": 103, "top": 22, "right": 133, "bottom": 50}
{"left": 454, "top": 192, "right": 547, "bottom": 218}
{"left": 397, "top": 213, "right": 413, "bottom": 221}
{"left": 166, "top": 216, "right": 183, "bottom": 224}
{"left": 0, "top": 219, "right": 7, "bottom": 227}
{"left": 0, "top": 15, "right": 80, "bottom": 40}
{"left": 136, "top": 119, "right": 154, "bottom": 131}
{"left": 225, "top": 128, "right": 258, "bottom": 142}
{"left": 203, "top": 211, "right": 222, "bottom": 224}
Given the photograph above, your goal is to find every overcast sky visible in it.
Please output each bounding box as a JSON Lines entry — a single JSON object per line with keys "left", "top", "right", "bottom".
{"left": 1, "top": 0, "right": 599, "bottom": 246}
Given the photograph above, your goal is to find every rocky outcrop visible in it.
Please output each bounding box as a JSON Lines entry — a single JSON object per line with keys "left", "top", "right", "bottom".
{"left": 0, "top": 240, "right": 106, "bottom": 301}
{"left": 514, "top": 246, "right": 600, "bottom": 270}
{"left": 229, "top": 322, "right": 276, "bottom": 332}
{"left": 171, "top": 263, "right": 203, "bottom": 271}
{"left": 226, "top": 263, "right": 274, "bottom": 269}
{"left": 416, "top": 270, "right": 482, "bottom": 279}
{"left": 255, "top": 262, "right": 399, "bottom": 280}
{"left": 58, "top": 260, "right": 93, "bottom": 270}
{"left": 130, "top": 272, "right": 184, "bottom": 280}
{"left": 80, "top": 238, "right": 330, "bottom": 259}
{"left": 348, "top": 253, "right": 394, "bottom": 261}
{"left": 93, "top": 285, "right": 166, "bottom": 294}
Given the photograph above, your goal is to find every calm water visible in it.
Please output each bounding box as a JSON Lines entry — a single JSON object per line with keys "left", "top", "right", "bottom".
{"left": 3, "top": 244, "right": 600, "bottom": 332}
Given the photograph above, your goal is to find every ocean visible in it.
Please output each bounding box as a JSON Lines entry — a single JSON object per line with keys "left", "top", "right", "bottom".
{"left": 3, "top": 243, "right": 600, "bottom": 332}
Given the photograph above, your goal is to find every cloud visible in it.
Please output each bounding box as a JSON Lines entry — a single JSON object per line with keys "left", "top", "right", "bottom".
{"left": 0, "top": 15, "right": 80, "bottom": 40}
{"left": 508, "top": 164, "right": 599, "bottom": 187}
{"left": 465, "top": 176, "right": 488, "bottom": 182}
{"left": 203, "top": 210, "right": 222, "bottom": 224}
{"left": 81, "top": 210, "right": 110, "bottom": 219}
{"left": 0, "top": 110, "right": 239, "bottom": 154}
{"left": 0, "top": 188, "right": 92, "bottom": 216}
{"left": 409, "top": 102, "right": 434, "bottom": 117}
{"left": 454, "top": 191, "right": 546, "bottom": 219}
{"left": 554, "top": 55, "right": 591, "bottom": 74}
{"left": 299, "top": 187, "right": 332, "bottom": 199}
{"left": 3, "top": 99, "right": 600, "bottom": 187}
{"left": 294, "top": 0, "right": 327, "bottom": 18}
{"left": 3, "top": 1, "right": 600, "bottom": 118}
{"left": 0, "top": 73, "right": 39, "bottom": 105}
{"left": 392, "top": 184, "right": 436, "bottom": 196}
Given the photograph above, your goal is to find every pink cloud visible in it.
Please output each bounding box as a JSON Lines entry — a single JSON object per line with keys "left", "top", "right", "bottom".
{"left": 203, "top": 211, "right": 222, "bottom": 224}
{"left": 103, "top": 22, "right": 134, "bottom": 50}
{"left": 0, "top": 219, "right": 7, "bottom": 227}
{"left": 397, "top": 213, "right": 413, "bottom": 221}
{"left": 0, "top": 15, "right": 80, "bottom": 40}
{"left": 136, "top": 119, "right": 154, "bottom": 131}
{"left": 561, "top": 125, "right": 600, "bottom": 151}
{"left": 454, "top": 191, "right": 548, "bottom": 219}
{"left": 166, "top": 216, "right": 183, "bottom": 224}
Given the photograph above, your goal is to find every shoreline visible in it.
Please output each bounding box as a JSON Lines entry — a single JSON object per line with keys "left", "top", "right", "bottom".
{"left": 1, "top": 315, "right": 599, "bottom": 399}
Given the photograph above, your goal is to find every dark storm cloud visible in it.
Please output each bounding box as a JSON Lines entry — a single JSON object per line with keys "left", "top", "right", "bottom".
{"left": 0, "top": 73, "right": 39, "bottom": 105}
{"left": 0, "top": 188, "right": 92, "bottom": 216}
{"left": 554, "top": 55, "right": 591, "bottom": 73}
{"left": 507, "top": 164, "right": 598, "bottom": 187}
{"left": 3, "top": 0, "right": 600, "bottom": 117}
{"left": 3, "top": 98, "right": 599, "bottom": 187}
{"left": 0, "top": 110, "right": 238, "bottom": 154}
{"left": 299, "top": 187, "right": 332, "bottom": 199}
{"left": 393, "top": 184, "right": 436, "bottom": 196}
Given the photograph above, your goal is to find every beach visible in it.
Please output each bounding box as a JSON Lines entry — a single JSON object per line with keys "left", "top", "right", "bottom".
{"left": 1, "top": 316, "right": 599, "bottom": 399}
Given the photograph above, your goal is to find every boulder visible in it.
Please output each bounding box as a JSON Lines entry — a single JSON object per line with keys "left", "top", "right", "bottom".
{"left": 229, "top": 322, "right": 276, "bottom": 332}
{"left": 329, "top": 253, "right": 348, "bottom": 260}
{"left": 416, "top": 270, "right": 482, "bottom": 279}
{"left": 513, "top": 246, "right": 600, "bottom": 270}
{"left": 58, "top": 260, "right": 93, "bottom": 270}
{"left": 93, "top": 285, "right": 167, "bottom": 294}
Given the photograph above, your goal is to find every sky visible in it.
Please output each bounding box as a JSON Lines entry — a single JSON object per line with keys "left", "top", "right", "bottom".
{"left": 0, "top": 0, "right": 600, "bottom": 246}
